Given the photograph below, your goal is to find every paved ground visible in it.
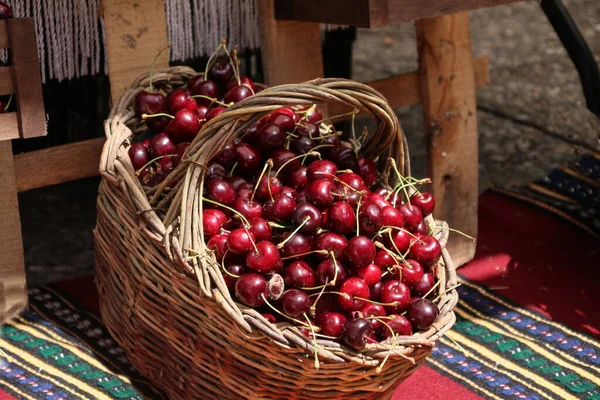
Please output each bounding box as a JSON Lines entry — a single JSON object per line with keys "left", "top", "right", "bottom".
{"left": 20, "top": 0, "right": 600, "bottom": 286}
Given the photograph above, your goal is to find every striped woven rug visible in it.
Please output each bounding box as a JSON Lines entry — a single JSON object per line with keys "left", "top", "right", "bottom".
{"left": 1, "top": 276, "right": 599, "bottom": 400}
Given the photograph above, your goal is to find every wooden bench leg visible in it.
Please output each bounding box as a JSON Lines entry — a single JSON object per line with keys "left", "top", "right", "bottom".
{"left": 257, "top": 0, "right": 323, "bottom": 85}
{"left": 0, "top": 141, "right": 27, "bottom": 322}
{"left": 416, "top": 12, "right": 478, "bottom": 266}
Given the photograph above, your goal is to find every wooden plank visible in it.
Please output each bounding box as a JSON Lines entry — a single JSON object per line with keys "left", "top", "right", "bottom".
{"left": 416, "top": 12, "right": 478, "bottom": 266}
{"left": 328, "top": 55, "right": 489, "bottom": 116}
{"left": 258, "top": 0, "right": 324, "bottom": 86}
{"left": 6, "top": 19, "right": 46, "bottom": 139}
{"left": 14, "top": 137, "right": 105, "bottom": 192}
{"left": 0, "top": 141, "right": 27, "bottom": 323}
{"left": 0, "top": 66, "right": 15, "bottom": 96}
{"left": 0, "top": 112, "right": 19, "bottom": 141}
{"left": 0, "top": 20, "right": 9, "bottom": 48}
{"left": 102, "top": 0, "right": 169, "bottom": 105}
{"left": 275, "top": 0, "right": 522, "bottom": 27}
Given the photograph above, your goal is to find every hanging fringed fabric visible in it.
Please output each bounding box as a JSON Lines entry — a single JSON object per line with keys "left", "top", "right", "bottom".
{"left": 4, "top": 0, "right": 341, "bottom": 82}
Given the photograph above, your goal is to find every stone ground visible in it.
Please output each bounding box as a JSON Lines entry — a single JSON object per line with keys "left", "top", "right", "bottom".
{"left": 20, "top": 0, "right": 600, "bottom": 286}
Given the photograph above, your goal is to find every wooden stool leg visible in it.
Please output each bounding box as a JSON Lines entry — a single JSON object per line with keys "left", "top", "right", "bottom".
{"left": 416, "top": 12, "right": 478, "bottom": 266}
{"left": 257, "top": 0, "right": 323, "bottom": 85}
{"left": 0, "top": 141, "right": 27, "bottom": 322}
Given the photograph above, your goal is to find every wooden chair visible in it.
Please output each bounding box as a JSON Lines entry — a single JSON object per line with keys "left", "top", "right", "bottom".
{"left": 0, "top": 17, "right": 45, "bottom": 322}
{"left": 258, "top": 0, "right": 526, "bottom": 266}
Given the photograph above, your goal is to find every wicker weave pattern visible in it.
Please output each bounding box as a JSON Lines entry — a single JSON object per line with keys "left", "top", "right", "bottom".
{"left": 95, "top": 67, "right": 458, "bottom": 399}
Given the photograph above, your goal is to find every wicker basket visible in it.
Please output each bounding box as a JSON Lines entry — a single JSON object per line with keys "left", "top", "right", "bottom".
{"left": 95, "top": 66, "right": 459, "bottom": 400}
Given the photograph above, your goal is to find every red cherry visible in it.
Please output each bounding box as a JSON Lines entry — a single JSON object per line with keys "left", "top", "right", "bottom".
{"left": 281, "top": 289, "right": 311, "bottom": 317}
{"left": 129, "top": 143, "right": 149, "bottom": 170}
{"left": 413, "top": 272, "right": 436, "bottom": 297}
{"left": 135, "top": 91, "right": 165, "bottom": 119}
{"left": 358, "top": 201, "right": 383, "bottom": 236}
{"left": 227, "top": 228, "right": 256, "bottom": 255}
{"left": 272, "top": 149, "right": 299, "bottom": 172}
{"left": 295, "top": 121, "right": 319, "bottom": 138}
{"left": 409, "top": 235, "right": 441, "bottom": 266}
{"left": 284, "top": 261, "right": 315, "bottom": 288}
{"left": 317, "top": 312, "right": 347, "bottom": 337}
{"left": 166, "top": 109, "right": 201, "bottom": 143}
{"left": 254, "top": 175, "right": 283, "bottom": 201}
{"left": 328, "top": 202, "right": 355, "bottom": 235}
{"left": 367, "top": 193, "right": 392, "bottom": 209}
{"left": 341, "top": 318, "right": 373, "bottom": 350}
{"left": 0, "top": 2, "right": 12, "bottom": 19}
{"left": 397, "top": 203, "right": 423, "bottom": 231}
{"left": 307, "top": 160, "right": 337, "bottom": 182}
{"left": 301, "top": 106, "right": 324, "bottom": 124}
{"left": 315, "top": 259, "right": 348, "bottom": 287}
{"left": 290, "top": 136, "right": 314, "bottom": 155}
{"left": 207, "top": 234, "right": 228, "bottom": 261}
{"left": 286, "top": 165, "right": 308, "bottom": 190}
{"left": 380, "top": 280, "right": 411, "bottom": 313}
{"left": 224, "top": 84, "right": 254, "bottom": 104}
{"left": 226, "top": 76, "right": 255, "bottom": 92}
{"left": 223, "top": 264, "right": 245, "bottom": 289}
{"left": 233, "top": 198, "right": 264, "bottom": 220}
{"left": 148, "top": 133, "right": 175, "bottom": 158}
{"left": 410, "top": 192, "right": 435, "bottom": 216}
{"left": 166, "top": 89, "right": 197, "bottom": 114}
{"left": 281, "top": 186, "right": 297, "bottom": 199}
{"left": 292, "top": 203, "right": 323, "bottom": 232}
{"left": 388, "top": 229, "right": 411, "bottom": 254}
{"left": 306, "top": 179, "right": 337, "bottom": 208}
{"left": 267, "top": 114, "right": 295, "bottom": 133}
{"left": 246, "top": 241, "right": 281, "bottom": 274}
{"left": 379, "top": 315, "right": 413, "bottom": 339}
{"left": 207, "top": 179, "right": 236, "bottom": 206}
{"left": 213, "top": 142, "right": 236, "bottom": 167}
{"left": 315, "top": 232, "right": 348, "bottom": 261}
{"left": 280, "top": 232, "right": 312, "bottom": 259}
{"left": 358, "top": 157, "right": 377, "bottom": 187}
{"left": 236, "top": 182, "right": 254, "bottom": 199}
{"left": 190, "top": 80, "right": 219, "bottom": 107}
{"left": 407, "top": 299, "right": 439, "bottom": 330}
{"left": 208, "top": 58, "right": 234, "bottom": 84}
{"left": 338, "top": 277, "right": 370, "bottom": 311}
{"left": 264, "top": 194, "right": 296, "bottom": 222}
{"left": 398, "top": 260, "right": 425, "bottom": 288}
{"left": 413, "top": 221, "right": 429, "bottom": 235}
{"left": 235, "top": 273, "right": 267, "bottom": 307}
{"left": 230, "top": 175, "right": 248, "bottom": 190}
{"left": 370, "top": 281, "right": 384, "bottom": 301}
{"left": 359, "top": 303, "right": 386, "bottom": 329}
{"left": 338, "top": 173, "right": 367, "bottom": 191}
{"left": 352, "top": 264, "right": 382, "bottom": 288}
{"left": 206, "top": 162, "right": 227, "bottom": 181}
{"left": 374, "top": 250, "right": 396, "bottom": 270}
{"left": 328, "top": 147, "right": 358, "bottom": 171}
{"left": 344, "top": 236, "right": 376, "bottom": 269}
{"left": 249, "top": 217, "right": 272, "bottom": 242}
{"left": 261, "top": 313, "right": 277, "bottom": 324}
{"left": 235, "top": 143, "right": 262, "bottom": 175}
{"left": 202, "top": 209, "right": 227, "bottom": 237}
{"left": 382, "top": 206, "right": 404, "bottom": 228}
{"left": 206, "top": 106, "right": 226, "bottom": 121}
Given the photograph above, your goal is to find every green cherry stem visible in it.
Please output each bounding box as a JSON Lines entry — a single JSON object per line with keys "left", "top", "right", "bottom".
{"left": 142, "top": 113, "right": 174, "bottom": 120}
{"left": 202, "top": 197, "right": 251, "bottom": 228}
{"left": 303, "top": 312, "right": 321, "bottom": 369}
{"left": 191, "top": 95, "right": 230, "bottom": 107}
{"left": 277, "top": 217, "right": 310, "bottom": 249}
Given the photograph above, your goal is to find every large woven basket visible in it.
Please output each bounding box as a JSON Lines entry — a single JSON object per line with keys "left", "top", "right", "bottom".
{"left": 95, "top": 66, "right": 459, "bottom": 400}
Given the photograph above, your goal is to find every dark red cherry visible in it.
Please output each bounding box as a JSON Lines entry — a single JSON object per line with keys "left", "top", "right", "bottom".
{"left": 295, "top": 121, "right": 318, "bottom": 138}
{"left": 397, "top": 203, "right": 423, "bottom": 231}
{"left": 281, "top": 186, "right": 297, "bottom": 199}
{"left": 400, "top": 259, "right": 425, "bottom": 289}
{"left": 307, "top": 160, "right": 337, "bottom": 182}
{"left": 233, "top": 198, "right": 264, "bottom": 220}
{"left": 167, "top": 109, "right": 201, "bottom": 143}
{"left": 246, "top": 241, "right": 281, "bottom": 274}
{"left": 227, "top": 228, "right": 256, "bottom": 255}
{"left": 167, "top": 89, "right": 197, "bottom": 114}
{"left": 315, "top": 259, "right": 348, "bottom": 287}
{"left": 374, "top": 250, "right": 396, "bottom": 271}
{"left": 329, "top": 147, "right": 358, "bottom": 171}
{"left": 213, "top": 142, "right": 236, "bottom": 167}
{"left": 413, "top": 221, "right": 429, "bottom": 235}
{"left": 379, "top": 315, "right": 413, "bottom": 340}
{"left": 359, "top": 303, "right": 386, "bottom": 330}
{"left": 226, "top": 76, "right": 255, "bottom": 92}
{"left": 149, "top": 133, "right": 176, "bottom": 157}
{"left": 206, "top": 106, "right": 226, "bottom": 121}
{"left": 290, "top": 136, "right": 314, "bottom": 155}
{"left": 270, "top": 107, "right": 300, "bottom": 124}
{"left": 208, "top": 58, "right": 234, "bottom": 84}
{"left": 407, "top": 299, "right": 439, "bottom": 330}
{"left": 272, "top": 149, "right": 299, "bottom": 172}
{"left": 292, "top": 203, "right": 322, "bottom": 232}
{"left": 235, "top": 273, "right": 267, "bottom": 307}
{"left": 189, "top": 78, "right": 219, "bottom": 106}
{"left": 382, "top": 206, "right": 404, "bottom": 228}
{"left": 249, "top": 217, "right": 272, "bottom": 242}
{"left": 236, "top": 182, "right": 254, "bottom": 199}
{"left": 352, "top": 264, "right": 382, "bottom": 288}
{"left": 223, "top": 264, "right": 245, "bottom": 290}
{"left": 319, "top": 135, "right": 342, "bottom": 158}
{"left": 279, "top": 232, "right": 311, "bottom": 259}
{"left": 230, "top": 176, "right": 249, "bottom": 190}
{"left": 409, "top": 235, "right": 441, "bottom": 266}
{"left": 202, "top": 209, "right": 227, "bottom": 237}
{"left": 367, "top": 193, "right": 392, "bottom": 209}
{"left": 341, "top": 318, "right": 373, "bottom": 350}
{"left": 388, "top": 229, "right": 411, "bottom": 254}
{"left": 0, "top": 2, "right": 12, "bottom": 19}
{"left": 235, "top": 143, "right": 262, "bottom": 175}
{"left": 338, "top": 173, "right": 367, "bottom": 192}
{"left": 206, "top": 162, "right": 227, "bottom": 181}
{"left": 370, "top": 281, "right": 384, "bottom": 301}
{"left": 317, "top": 312, "right": 347, "bottom": 337}
{"left": 287, "top": 165, "right": 308, "bottom": 190}
{"left": 344, "top": 236, "right": 376, "bottom": 269}
{"left": 301, "top": 106, "right": 324, "bottom": 124}
{"left": 207, "top": 234, "right": 229, "bottom": 261}
{"left": 224, "top": 84, "right": 254, "bottom": 104}
{"left": 281, "top": 289, "right": 311, "bottom": 318}
{"left": 358, "top": 201, "right": 383, "bottom": 236}
{"left": 254, "top": 175, "right": 283, "bottom": 201}
{"left": 264, "top": 194, "right": 296, "bottom": 223}
{"left": 380, "top": 280, "right": 411, "bottom": 313}
{"left": 315, "top": 232, "right": 348, "bottom": 261}
{"left": 284, "top": 261, "right": 315, "bottom": 288}
{"left": 267, "top": 114, "right": 295, "bottom": 133}
{"left": 207, "top": 179, "right": 236, "bottom": 206}
{"left": 328, "top": 202, "right": 355, "bottom": 235}
{"left": 129, "top": 143, "right": 149, "bottom": 170}
{"left": 413, "top": 272, "right": 436, "bottom": 297}
{"left": 410, "top": 192, "right": 435, "bottom": 216}
{"left": 306, "top": 179, "right": 337, "bottom": 208}
{"left": 196, "top": 105, "right": 208, "bottom": 120}
{"left": 357, "top": 157, "right": 378, "bottom": 187}
{"left": 135, "top": 91, "right": 165, "bottom": 118}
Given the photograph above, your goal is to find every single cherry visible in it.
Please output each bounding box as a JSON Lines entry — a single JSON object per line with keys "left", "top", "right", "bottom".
{"left": 224, "top": 84, "right": 254, "bottom": 104}
{"left": 0, "top": 2, "right": 12, "bottom": 19}
{"left": 166, "top": 89, "right": 197, "bottom": 114}
{"left": 272, "top": 149, "right": 299, "bottom": 172}
{"left": 188, "top": 76, "right": 219, "bottom": 106}
{"left": 374, "top": 250, "right": 396, "bottom": 270}
{"left": 328, "top": 202, "right": 356, "bottom": 235}
{"left": 235, "top": 143, "right": 262, "bottom": 175}
{"left": 246, "top": 241, "right": 281, "bottom": 274}
{"left": 410, "top": 192, "right": 435, "bottom": 216}
{"left": 235, "top": 273, "right": 267, "bottom": 307}
{"left": 315, "top": 259, "right": 348, "bottom": 287}
{"left": 412, "top": 221, "right": 429, "bottom": 235}
{"left": 284, "top": 261, "right": 315, "bottom": 288}
{"left": 399, "top": 260, "right": 424, "bottom": 288}
{"left": 367, "top": 193, "right": 392, "bottom": 209}
{"left": 358, "top": 157, "right": 378, "bottom": 187}
{"left": 358, "top": 201, "right": 384, "bottom": 236}
{"left": 407, "top": 299, "right": 439, "bottom": 330}
{"left": 352, "top": 264, "right": 382, "bottom": 288}
{"left": 236, "top": 182, "right": 254, "bottom": 199}
{"left": 382, "top": 206, "right": 404, "bottom": 228}
{"left": 213, "top": 142, "right": 236, "bottom": 167}
{"left": 249, "top": 217, "right": 272, "bottom": 242}
{"left": 206, "top": 106, "right": 226, "bottom": 121}
{"left": 413, "top": 272, "right": 436, "bottom": 297}
{"left": 223, "top": 264, "right": 245, "bottom": 290}
{"left": 233, "top": 198, "right": 264, "bottom": 220}
{"left": 207, "top": 233, "right": 228, "bottom": 261}
{"left": 307, "top": 160, "right": 338, "bottom": 182}
{"left": 286, "top": 165, "right": 308, "bottom": 190}
{"left": 292, "top": 203, "right": 322, "bottom": 232}
{"left": 281, "top": 289, "right": 311, "bottom": 318}
{"left": 208, "top": 58, "right": 234, "bottom": 84}
{"left": 317, "top": 312, "right": 347, "bottom": 337}
{"left": 359, "top": 303, "right": 386, "bottom": 330}
{"left": 207, "top": 179, "right": 236, "bottom": 206}
{"left": 379, "top": 315, "right": 413, "bottom": 340}
{"left": 388, "top": 229, "right": 411, "bottom": 254}
{"left": 328, "top": 147, "right": 358, "bottom": 171}
{"left": 409, "top": 235, "right": 441, "bottom": 266}
{"left": 202, "top": 209, "right": 227, "bottom": 237}
{"left": 370, "top": 281, "right": 384, "bottom": 301}
{"left": 341, "top": 318, "right": 373, "bottom": 350}
{"left": 344, "top": 236, "right": 376, "bottom": 269}
{"left": 290, "top": 136, "right": 314, "bottom": 155}
{"left": 227, "top": 228, "right": 256, "bottom": 255}
{"left": 226, "top": 76, "right": 255, "bottom": 92}
{"left": 380, "top": 280, "right": 411, "bottom": 313}
{"left": 206, "top": 163, "right": 227, "bottom": 181}
{"left": 264, "top": 194, "right": 296, "bottom": 222}
{"left": 397, "top": 203, "right": 423, "bottom": 232}
{"left": 129, "top": 143, "right": 149, "bottom": 170}
{"left": 279, "top": 232, "right": 311, "bottom": 259}
{"left": 166, "top": 109, "right": 201, "bottom": 143}
{"left": 267, "top": 114, "right": 295, "bottom": 133}
{"left": 254, "top": 174, "right": 283, "bottom": 201}
{"left": 306, "top": 179, "right": 337, "bottom": 208}
{"left": 338, "top": 278, "right": 370, "bottom": 311}
{"left": 315, "top": 232, "right": 348, "bottom": 261}
{"left": 281, "top": 186, "right": 297, "bottom": 199}
{"left": 301, "top": 106, "right": 324, "bottom": 124}
{"left": 295, "top": 121, "right": 318, "bottom": 138}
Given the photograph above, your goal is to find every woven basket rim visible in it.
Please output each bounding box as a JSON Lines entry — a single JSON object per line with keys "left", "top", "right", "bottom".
{"left": 99, "top": 66, "right": 459, "bottom": 367}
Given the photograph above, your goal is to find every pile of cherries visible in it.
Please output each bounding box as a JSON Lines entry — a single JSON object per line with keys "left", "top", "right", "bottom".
{"left": 197, "top": 104, "right": 443, "bottom": 352}
{"left": 129, "top": 44, "right": 259, "bottom": 187}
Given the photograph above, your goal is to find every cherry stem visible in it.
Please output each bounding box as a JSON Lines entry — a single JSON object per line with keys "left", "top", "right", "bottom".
{"left": 299, "top": 104, "right": 317, "bottom": 121}
{"left": 268, "top": 221, "right": 292, "bottom": 229}
{"left": 422, "top": 279, "right": 441, "bottom": 300}
{"left": 434, "top": 227, "right": 476, "bottom": 242}
{"left": 266, "top": 160, "right": 275, "bottom": 202}
{"left": 136, "top": 154, "right": 177, "bottom": 175}
{"left": 204, "top": 41, "right": 225, "bottom": 79}
{"left": 277, "top": 217, "right": 310, "bottom": 249}
{"left": 432, "top": 283, "right": 462, "bottom": 303}
{"left": 330, "top": 251, "right": 340, "bottom": 286}
{"left": 202, "top": 197, "right": 251, "bottom": 228}
{"left": 315, "top": 109, "right": 359, "bottom": 125}
{"left": 260, "top": 294, "right": 307, "bottom": 327}
{"left": 245, "top": 226, "right": 259, "bottom": 253}
{"left": 387, "top": 231, "right": 407, "bottom": 262}
{"left": 191, "top": 95, "right": 230, "bottom": 107}
{"left": 355, "top": 196, "right": 362, "bottom": 236}
{"left": 149, "top": 45, "right": 171, "bottom": 93}
{"left": 250, "top": 161, "right": 271, "bottom": 204}
{"left": 303, "top": 312, "right": 320, "bottom": 369}
{"left": 230, "top": 47, "right": 241, "bottom": 85}
{"left": 4, "top": 94, "right": 13, "bottom": 111}
{"left": 220, "top": 250, "right": 241, "bottom": 278}
{"left": 142, "top": 113, "right": 174, "bottom": 120}
{"left": 308, "top": 278, "right": 329, "bottom": 317}
{"left": 228, "top": 161, "right": 238, "bottom": 176}
{"left": 281, "top": 249, "right": 328, "bottom": 260}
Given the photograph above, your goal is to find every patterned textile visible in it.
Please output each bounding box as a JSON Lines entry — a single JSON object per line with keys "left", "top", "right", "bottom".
{"left": 1, "top": 279, "right": 599, "bottom": 400}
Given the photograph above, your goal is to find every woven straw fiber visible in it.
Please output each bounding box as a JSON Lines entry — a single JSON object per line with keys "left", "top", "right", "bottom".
{"left": 95, "top": 66, "right": 459, "bottom": 400}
